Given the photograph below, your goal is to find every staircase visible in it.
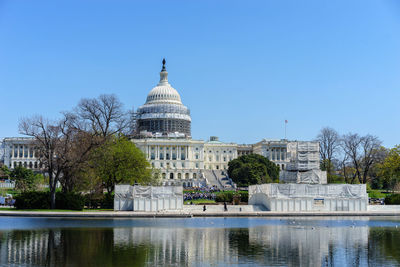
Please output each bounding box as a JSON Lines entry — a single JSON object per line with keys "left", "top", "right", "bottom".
{"left": 203, "top": 170, "right": 235, "bottom": 189}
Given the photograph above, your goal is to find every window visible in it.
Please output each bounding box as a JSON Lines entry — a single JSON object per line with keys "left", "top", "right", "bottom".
{"left": 178, "top": 173, "right": 182, "bottom": 179}
{"left": 216, "top": 156, "right": 219, "bottom": 161}
{"left": 223, "top": 157, "right": 226, "bottom": 162}
{"left": 195, "top": 153, "right": 199, "bottom": 159}
{"left": 185, "top": 173, "right": 189, "bottom": 179}
{"left": 160, "top": 163, "right": 164, "bottom": 168}
{"left": 193, "top": 173, "right": 197, "bottom": 179}
{"left": 172, "top": 153, "right": 176, "bottom": 160}
{"left": 181, "top": 153, "right": 185, "bottom": 160}
{"left": 160, "top": 153, "right": 164, "bottom": 160}
{"left": 162, "top": 173, "right": 166, "bottom": 179}
{"left": 166, "top": 153, "right": 170, "bottom": 160}
{"left": 151, "top": 153, "right": 155, "bottom": 160}
{"left": 195, "top": 163, "right": 199, "bottom": 168}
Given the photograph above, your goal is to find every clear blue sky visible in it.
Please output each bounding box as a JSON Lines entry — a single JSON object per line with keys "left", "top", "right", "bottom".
{"left": 0, "top": 0, "right": 399, "bottom": 147}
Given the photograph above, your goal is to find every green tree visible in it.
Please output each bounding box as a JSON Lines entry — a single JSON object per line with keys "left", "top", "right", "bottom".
{"left": 228, "top": 154, "right": 280, "bottom": 187}
{"left": 10, "top": 166, "right": 39, "bottom": 192}
{"left": 0, "top": 165, "right": 11, "bottom": 179}
{"left": 377, "top": 145, "right": 400, "bottom": 191}
{"left": 89, "top": 136, "right": 152, "bottom": 194}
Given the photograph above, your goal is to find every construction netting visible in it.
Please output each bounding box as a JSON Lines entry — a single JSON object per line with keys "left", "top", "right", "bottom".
{"left": 249, "top": 184, "right": 367, "bottom": 199}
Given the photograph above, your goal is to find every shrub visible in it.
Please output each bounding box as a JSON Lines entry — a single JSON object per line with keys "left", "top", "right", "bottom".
{"left": 14, "top": 191, "right": 50, "bottom": 209}
{"left": 84, "top": 193, "right": 114, "bottom": 209}
{"left": 56, "top": 192, "right": 84, "bottom": 210}
{"left": 101, "top": 193, "right": 114, "bottom": 209}
{"left": 384, "top": 194, "right": 400, "bottom": 205}
{"left": 216, "top": 192, "right": 233, "bottom": 203}
{"left": 239, "top": 191, "right": 248, "bottom": 202}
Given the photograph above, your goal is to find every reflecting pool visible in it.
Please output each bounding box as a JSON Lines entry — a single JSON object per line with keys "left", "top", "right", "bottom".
{"left": 0, "top": 216, "right": 399, "bottom": 266}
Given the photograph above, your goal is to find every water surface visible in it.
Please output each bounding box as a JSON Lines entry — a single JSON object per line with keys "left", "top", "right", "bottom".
{"left": 0, "top": 216, "right": 399, "bottom": 266}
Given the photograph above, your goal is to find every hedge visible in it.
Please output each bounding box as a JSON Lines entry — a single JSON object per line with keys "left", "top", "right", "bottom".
{"left": 14, "top": 191, "right": 50, "bottom": 209}
{"left": 239, "top": 191, "right": 248, "bottom": 202}
{"left": 384, "top": 194, "right": 400, "bottom": 205}
{"left": 15, "top": 191, "right": 84, "bottom": 210}
{"left": 216, "top": 192, "right": 233, "bottom": 203}
{"left": 83, "top": 193, "right": 114, "bottom": 209}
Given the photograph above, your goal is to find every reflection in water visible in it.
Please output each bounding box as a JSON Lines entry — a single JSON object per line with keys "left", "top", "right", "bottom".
{"left": 0, "top": 217, "right": 399, "bottom": 266}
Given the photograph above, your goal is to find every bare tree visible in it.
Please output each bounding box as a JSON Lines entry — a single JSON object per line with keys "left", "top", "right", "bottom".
{"left": 77, "top": 94, "right": 130, "bottom": 138}
{"left": 341, "top": 133, "right": 363, "bottom": 183}
{"left": 360, "top": 135, "right": 382, "bottom": 184}
{"left": 341, "top": 133, "right": 382, "bottom": 184}
{"left": 316, "top": 127, "right": 340, "bottom": 178}
{"left": 56, "top": 112, "right": 101, "bottom": 193}
{"left": 19, "top": 116, "right": 65, "bottom": 208}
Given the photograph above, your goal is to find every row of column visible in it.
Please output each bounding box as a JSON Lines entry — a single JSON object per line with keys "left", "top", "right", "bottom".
{"left": 270, "top": 148, "right": 287, "bottom": 161}
{"left": 11, "top": 145, "right": 36, "bottom": 159}
{"left": 148, "top": 145, "right": 189, "bottom": 161}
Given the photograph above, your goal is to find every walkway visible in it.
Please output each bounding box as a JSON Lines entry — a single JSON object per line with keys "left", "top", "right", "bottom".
{"left": 0, "top": 205, "right": 399, "bottom": 218}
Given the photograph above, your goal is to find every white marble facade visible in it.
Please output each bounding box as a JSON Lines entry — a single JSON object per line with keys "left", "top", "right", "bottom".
{"left": 0, "top": 137, "right": 41, "bottom": 170}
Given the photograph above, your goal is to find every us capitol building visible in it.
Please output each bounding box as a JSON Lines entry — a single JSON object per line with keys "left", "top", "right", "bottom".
{"left": 0, "top": 60, "right": 326, "bottom": 188}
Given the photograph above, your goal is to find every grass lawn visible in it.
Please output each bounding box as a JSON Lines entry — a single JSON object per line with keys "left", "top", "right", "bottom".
{"left": 184, "top": 199, "right": 216, "bottom": 205}
{"left": 367, "top": 190, "right": 390, "bottom": 198}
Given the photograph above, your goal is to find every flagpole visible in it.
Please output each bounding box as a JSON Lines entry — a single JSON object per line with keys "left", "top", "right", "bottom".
{"left": 284, "top": 120, "right": 287, "bottom": 140}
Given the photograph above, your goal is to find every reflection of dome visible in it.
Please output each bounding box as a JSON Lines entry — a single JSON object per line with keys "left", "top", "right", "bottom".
{"left": 136, "top": 59, "right": 191, "bottom": 137}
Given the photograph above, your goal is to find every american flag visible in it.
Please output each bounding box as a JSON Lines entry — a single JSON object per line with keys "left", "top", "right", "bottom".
{"left": 285, "top": 120, "right": 288, "bottom": 123}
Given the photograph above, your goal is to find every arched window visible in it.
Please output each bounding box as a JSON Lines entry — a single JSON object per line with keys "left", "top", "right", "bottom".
{"left": 170, "top": 173, "right": 174, "bottom": 179}
{"left": 193, "top": 173, "right": 197, "bottom": 179}
{"left": 185, "top": 173, "right": 189, "bottom": 179}
{"left": 178, "top": 173, "right": 182, "bottom": 179}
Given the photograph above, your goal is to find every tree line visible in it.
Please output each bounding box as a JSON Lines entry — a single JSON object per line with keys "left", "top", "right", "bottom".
{"left": 316, "top": 127, "right": 399, "bottom": 191}
{"left": 17, "top": 94, "right": 156, "bottom": 209}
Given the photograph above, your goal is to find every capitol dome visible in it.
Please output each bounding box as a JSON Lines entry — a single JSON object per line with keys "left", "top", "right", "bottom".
{"left": 136, "top": 59, "right": 191, "bottom": 137}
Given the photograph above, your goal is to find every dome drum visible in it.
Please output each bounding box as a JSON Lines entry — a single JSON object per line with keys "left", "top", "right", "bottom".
{"left": 137, "top": 118, "right": 191, "bottom": 136}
